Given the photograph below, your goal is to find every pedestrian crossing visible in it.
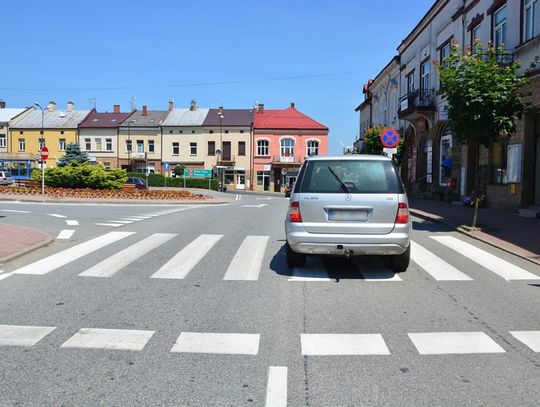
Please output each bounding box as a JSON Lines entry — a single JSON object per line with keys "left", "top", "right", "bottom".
{"left": 1, "top": 323, "right": 538, "bottom": 355}
{"left": 96, "top": 207, "right": 199, "bottom": 227}
{"left": 3, "top": 230, "right": 540, "bottom": 283}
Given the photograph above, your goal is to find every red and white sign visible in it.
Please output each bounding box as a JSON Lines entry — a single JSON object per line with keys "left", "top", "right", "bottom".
{"left": 40, "top": 146, "right": 49, "bottom": 160}
{"left": 380, "top": 128, "right": 401, "bottom": 149}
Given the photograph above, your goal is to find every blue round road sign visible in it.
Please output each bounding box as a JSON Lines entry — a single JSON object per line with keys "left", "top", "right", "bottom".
{"left": 379, "top": 128, "right": 400, "bottom": 148}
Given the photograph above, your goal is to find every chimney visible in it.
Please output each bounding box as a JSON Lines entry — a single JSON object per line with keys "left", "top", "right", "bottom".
{"left": 258, "top": 103, "right": 264, "bottom": 112}
{"left": 190, "top": 100, "right": 197, "bottom": 111}
{"left": 290, "top": 102, "right": 295, "bottom": 109}
{"left": 168, "top": 100, "right": 174, "bottom": 111}
{"left": 142, "top": 105, "right": 148, "bottom": 116}
{"left": 48, "top": 101, "right": 56, "bottom": 112}
{"left": 67, "top": 101, "right": 74, "bottom": 112}
{"left": 113, "top": 104, "right": 120, "bottom": 113}
{"left": 0, "top": 100, "right": 5, "bottom": 109}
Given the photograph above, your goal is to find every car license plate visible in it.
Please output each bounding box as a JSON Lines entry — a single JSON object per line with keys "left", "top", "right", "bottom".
{"left": 328, "top": 210, "right": 368, "bottom": 221}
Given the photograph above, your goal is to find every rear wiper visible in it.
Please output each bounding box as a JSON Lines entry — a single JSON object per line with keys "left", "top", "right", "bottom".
{"left": 327, "top": 166, "right": 350, "bottom": 194}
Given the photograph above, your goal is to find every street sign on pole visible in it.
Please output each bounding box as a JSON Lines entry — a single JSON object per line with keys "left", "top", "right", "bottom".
{"left": 379, "top": 128, "right": 400, "bottom": 149}
{"left": 40, "top": 146, "right": 49, "bottom": 160}
{"left": 163, "top": 163, "right": 170, "bottom": 170}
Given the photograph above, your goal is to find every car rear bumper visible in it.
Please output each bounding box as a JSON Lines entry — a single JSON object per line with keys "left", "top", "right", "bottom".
{"left": 285, "top": 222, "right": 409, "bottom": 255}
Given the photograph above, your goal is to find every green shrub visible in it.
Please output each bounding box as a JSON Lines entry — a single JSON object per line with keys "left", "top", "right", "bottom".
{"left": 127, "top": 172, "right": 218, "bottom": 190}
{"left": 33, "top": 163, "right": 127, "bottom": 189}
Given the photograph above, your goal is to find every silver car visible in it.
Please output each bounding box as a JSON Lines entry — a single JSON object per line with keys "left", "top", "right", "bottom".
{"left": 0, "top": 171, "right": 14, "bottom": 186}
{"left": 285, "top": 155, "right": 411, "bottom": 272}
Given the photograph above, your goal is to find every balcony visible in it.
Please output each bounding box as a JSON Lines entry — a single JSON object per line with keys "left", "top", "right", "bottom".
{"left": 398, "top": 89, "right": 436, "bottom": 121}
{"left": 272, "top": 154, "right": 302, "bottom": 165}
{"left": 217, "top": 154, "right": 235, "bottom": 165}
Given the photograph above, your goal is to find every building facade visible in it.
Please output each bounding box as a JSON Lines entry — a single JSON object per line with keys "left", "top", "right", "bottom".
{"left": 253, "top": 103, "right": 329, "bottom": 192}
{"left": 0, "top": 102, "right": 32, "bottom": 178}
{"left": 358, "top": 0, "right": 540, "bottom": 210}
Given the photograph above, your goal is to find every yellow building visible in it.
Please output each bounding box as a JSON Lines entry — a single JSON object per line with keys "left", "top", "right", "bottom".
{"left": 9, "top": 101, "right": 92, "bottom": 172}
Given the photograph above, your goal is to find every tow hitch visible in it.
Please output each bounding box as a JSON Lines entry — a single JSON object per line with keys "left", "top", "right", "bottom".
{"left": 344, "top": 250, "right": 353, "bottom": 260}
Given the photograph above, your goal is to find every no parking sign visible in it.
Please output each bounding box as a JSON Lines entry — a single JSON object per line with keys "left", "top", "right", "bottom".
{"left": 379, "top": 128, "right": 400, "bottom": 148}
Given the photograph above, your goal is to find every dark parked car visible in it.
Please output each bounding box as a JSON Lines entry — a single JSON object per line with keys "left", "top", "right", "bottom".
{"left": 126, "top": 177, "right": 147, "bottom": 189}
{"left": 284, "top": 184, "right": 292, "bottom": 198}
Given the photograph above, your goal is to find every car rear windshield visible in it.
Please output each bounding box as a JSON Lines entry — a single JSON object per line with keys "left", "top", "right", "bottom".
{"left": 297, "top": 160, "right": 404, "bottom": 194}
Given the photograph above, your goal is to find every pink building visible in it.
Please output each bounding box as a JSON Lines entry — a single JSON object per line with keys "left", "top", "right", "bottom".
{"left": 252, "top": 103, "right": 328, "bottom": 192}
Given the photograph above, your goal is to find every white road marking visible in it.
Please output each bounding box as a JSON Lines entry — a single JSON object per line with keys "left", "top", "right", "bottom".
{"left": 2, "top": 209, "right": 30, "bottom": 213}
{"left": 48, "top": 213, "right": 67, "bottom": 218}
{"left": 431, "top": 236, "right": 540, "bottom": 281}
{"left": 241, "top": 204, "right": 268, "bottom": 208}
{"left": 61, "top": 328, "right": 154, "bottom": 351}
{"left": 408, "top": 332, "right": 506, "bottom": 354}
{"left": 265, "top": 366, "right": 288, "bottom": 407}
{"left": 301, "top": 334, "right": 390, "bottom": 355}
{"left": 509, "top": 331, "right": 540, "bottom": 352}
{"left": 151, "top": 234, "right": 223, "bottom": 280}
{"left": 134, "top": 215, "right": 153, "bottom": 219}
{"left": 410, "top": 241, "right": 473, "bottom": 281}
{"left": 95, "top": 223, "right": 123, "bottom": 227}
{"left": 256, "top": 198, "right": 272, "bottom": 201}
{"left": 79, "top": 233, "right": 176, "bottom": 277}
{"left": 355, "top": 263, "right": 402, "bottom": 281}
{"left": 106, "top": 220, "right": 133, "bottom": 224}
{"left": 0, "top": 272, "right": 14, "bottom": 281}
{"left": 171, "top": 332, "right": 260, "bottom": 355}
{"left": 223, "top": 236, "right": 269, "bottom": 281}
{"left": 120, "top": 217, "right": 145, "bottom": 221}
{"left": 56, "top": 229, "right": 75, "bottom": 240}
{"left": 65, "top": 220, "right": 79, "bottom": 226}
{"left": 12, "top": 232, "right": 134, "bottom": 275}
{"left": 0, "top": 324, "right": 56, "bottom": 346}
{"left": 288, "top": 260, "right": 332, "bottom": 282}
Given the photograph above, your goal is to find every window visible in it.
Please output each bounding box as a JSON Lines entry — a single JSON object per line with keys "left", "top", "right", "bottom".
{"left": 137, "top": 140, "right": 144, "bottom": 154}
{"left": 209, "top": 130, "right": 214, "bottom": 134}
{"left": 406, "top": 71, "right": 415, "bottom": 94}
{"left": 39, "top": 138, "right": 45, "bottom": 149}
{"left": 126, "top": 139, "right": 132, "bottom": 152}
{"left": 439, "top": 128, "right": 453, "bottom": 186}
{"left": 240, "top": 130, "right": 244, "bottom": 134}
{"left": 491, "top": 140, "right": 508, "bottom": 184}
{"left": 238, "top": 141, "right": 246, "bottom": 156}
{"left": 106, "top": 138, "right": 112, "bottom": 151}
{"left": 85, "top": 138, "right": 91, "bottom": 151}
{"left": 208, "top": 141, "right": 216, "bottom": 156}
{"left": 225, "top": 130, "right": 229, "bottom": 134}
{"left": 257, "top": 139, "right": 269, "bottom": 156}
{"left": 440, "top": 43, "right": 451, "bottom": 65}
{"left": 172, "top": 142, "right": 179, "bottom": 155}
{"left": 524, "top": 0, "right": 537, "bottom": 42}
{"left": 103, "top": 162, "right": 111, "bottom": 170}
{"left": 190, "top": 142, "right": 197, "bottom": 155}
{"left": 0, "top": 135, "right": 5, "bottom": 148}
{"left": 420, "top": 59, "right": 430, "bottom": 92}
{"left": 494, "top": 5, "right": 507, "bottom": 48}
{"left": 307, "top": 140, "right": 319, "bottom": 156}
{"left": 148, "top": 140, "right": 155, "bottom": 153}
{"left": 18, "top": 138, "right": 25, "bottom": 151}
{"left": 59, "top": 139, "right": 66, "bottom": 151}
{"left": 472, "top": 25, "right": 481, "bottom": 47}
{"left": 95, "top": 138, "right": 102, "bottom": 151}
{"left": 280, "top": 138, "right": 295, "bottom": 158}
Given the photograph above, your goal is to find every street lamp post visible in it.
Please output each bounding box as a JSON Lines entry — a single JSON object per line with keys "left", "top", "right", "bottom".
{"left": 34, "top": 102, "right": 45, "bottom": 194}
{"left": 218, "top": 107, "right": 224, "bottom": 191}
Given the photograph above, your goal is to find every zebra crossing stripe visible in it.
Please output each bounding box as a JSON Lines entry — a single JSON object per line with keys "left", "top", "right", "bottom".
{"left": 56, "top": 230, "right": 75, "bottom": 240}
{"left": 150, "top": 234, "right": 223, "bottom": 279}
{"left": 408, "top": 332, "right": 506, "bottom": 354}
{"left": 0, "top": 324, "right": 56, "bottom": 346}
{"left": 355, "top": 263, "right": 402, "bottom": 281}
{"left": 12, "top": 232, "right": 134, "bottom": 275}
{"left": 509, "top": 331, "right": 540, "bottom": 352}
{"left": 410, "top": 241, "right": 472, "bottom": 281}
{"left": 431, "top": 236, "right": 540, "bottom": 281}
{"left": 61, "top": 328, "right": 154, "bottom": 351}
{"left": 170, "top": 332, "right": 260, "bottom": 355}
{"left": 95, "top": 223, "right": 123, "bottom": 227}
{"left": 301, "top": 334, "right": 390, "bottom": 355}
{"left": 223, "top": 236, "right": 269, "bottom": 281}
{"left": 265, "top": 366, "right": 288, "bottom": 407}
{"left": 288, "top": 258, "right": 332, "bottom": 281}
{"left": 79, "top": 233, "right": 177, "bottom": 277}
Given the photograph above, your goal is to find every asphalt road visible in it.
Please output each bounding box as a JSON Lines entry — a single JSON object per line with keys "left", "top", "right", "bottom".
{"left": 0, "top": 194, "right": 539, "bottom": 406}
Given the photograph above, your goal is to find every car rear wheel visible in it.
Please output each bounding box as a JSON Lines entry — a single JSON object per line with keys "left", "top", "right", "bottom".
{"left": 286, "top": 243, "right": 306, "bottom": 268}
{"left": 390, "top": 245, "right": 410, "bottom": 273}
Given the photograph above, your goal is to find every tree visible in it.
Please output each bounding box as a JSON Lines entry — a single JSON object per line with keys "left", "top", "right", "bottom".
{"left": 57, "top": 143, "right": 89, "bottom": 167}
{"left": 435, "top": 41, "right": 529, "bottom": 227}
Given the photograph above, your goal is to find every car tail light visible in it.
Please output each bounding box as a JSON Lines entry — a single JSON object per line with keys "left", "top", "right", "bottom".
{"left": 287, "top": 201, "right": 302, "bottom": 222}
{"left": 395, "top": 202, "right": 409, "bottom": 224}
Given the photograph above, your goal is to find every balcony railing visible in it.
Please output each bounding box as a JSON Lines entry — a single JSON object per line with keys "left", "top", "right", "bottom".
{"left": 218, "top": 154, "right": 235, "bottom": 164}
{"left": 272, "top": 154, "right": 301, "bottom": 164}
{"left": 398, "top": 89, "right": 436, "bottom": 119}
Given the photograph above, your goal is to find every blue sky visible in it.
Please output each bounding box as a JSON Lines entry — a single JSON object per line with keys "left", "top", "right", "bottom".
{"left": 1, "top": 0, "right": 433, "bottom": 155}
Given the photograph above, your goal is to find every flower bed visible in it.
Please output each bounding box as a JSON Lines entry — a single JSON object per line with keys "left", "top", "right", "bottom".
{"left": 0, "top": 186, "right": 210, "bottom": 201}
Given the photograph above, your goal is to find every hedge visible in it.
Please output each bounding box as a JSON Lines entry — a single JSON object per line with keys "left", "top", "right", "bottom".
{"left": 127, "top": 172, "right": 219, "bottom": 190}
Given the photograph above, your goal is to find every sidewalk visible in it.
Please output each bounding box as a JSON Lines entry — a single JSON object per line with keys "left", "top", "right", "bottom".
{"left": 409, "top": 197, "right": 540, "bottom": 266}
{"left": 0, "top": 224, "right": 53, "bottom": 263}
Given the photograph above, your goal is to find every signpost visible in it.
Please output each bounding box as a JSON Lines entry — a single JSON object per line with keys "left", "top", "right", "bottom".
{"left": 39, "top": 146, "right": 48, "bottom": 194}
{"left": 380, "top": 128, "right": 400, "bottom": 159}
{"left": 163, "top": 163, "right": 170, "bottom": 187}
{"left": 183, "top": 169, "right": 213, "bottom": 189}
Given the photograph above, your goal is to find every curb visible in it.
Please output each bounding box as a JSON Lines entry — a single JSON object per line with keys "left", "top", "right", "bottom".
{"left": 410, "top": 208, "right": 540, "bottom": 267}
{"left": 0, "top": 232, "right": 54, "bottom": 264}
